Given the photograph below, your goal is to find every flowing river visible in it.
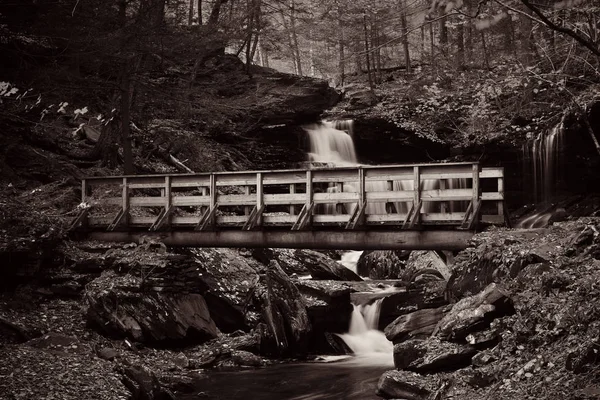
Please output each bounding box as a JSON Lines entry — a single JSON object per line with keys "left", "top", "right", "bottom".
{"left": 187, "top": 357, "right": 390, "bottom": 400}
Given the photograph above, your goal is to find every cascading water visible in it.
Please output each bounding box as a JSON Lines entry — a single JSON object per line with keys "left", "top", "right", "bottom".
{"left": 336, "top": 300, "right": 393, "bottom": 364}
{"left": 340, "top": 251, "right": 363, "bottom": 275}
{"left": 522, "top": 116, "right": 566, "bottom": 204}
{"left": 518, "top": 115, "right": 567, "bottom": 228}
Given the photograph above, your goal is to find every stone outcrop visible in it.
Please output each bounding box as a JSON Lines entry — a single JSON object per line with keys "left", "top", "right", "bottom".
{"left": 393, "top": 338, "right": 477, "bottom": 372}
{"left": 296, "top": 280, "right": 353, "bottom": 353}
{"left": 384, "top": 305, "right": 449, "bottom": 343}
{"left": 433, "top": 283, "right": 513, "bottom": 341}
{"left": 257, "top": 261, "right": 311, "bottom": 356}
{"left": 85, "top": 271, "right": 218, "bottom": 345}
{"left": 376, "top": 370, "right": 435, "bottom": 400}
{"left": 356, "top": 250, "right": 410, "bottom": 279}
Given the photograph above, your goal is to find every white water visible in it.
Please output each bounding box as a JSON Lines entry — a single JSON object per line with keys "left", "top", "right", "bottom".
{"left": 518, "top": 115, "right": 566, "bottom": 228}
{"left": 523, "top": 116, "right": 565, "bottom": 205}
{"left": 337, "top": 300, "right": 393, "bottom": 365}
{"left": 340, "top": 251, "right": 363, "bottom": 275}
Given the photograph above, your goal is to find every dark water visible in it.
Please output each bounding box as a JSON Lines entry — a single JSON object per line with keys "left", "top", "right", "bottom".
{"left": 189, "top": 356, "right": 391, "bottom": 400}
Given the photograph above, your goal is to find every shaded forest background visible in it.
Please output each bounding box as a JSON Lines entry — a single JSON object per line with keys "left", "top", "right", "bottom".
{"left": 1, "top": 0, "right": 599, "bottom": 175}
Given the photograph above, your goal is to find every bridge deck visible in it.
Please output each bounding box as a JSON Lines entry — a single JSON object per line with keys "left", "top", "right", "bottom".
{"left": 72, "top": 162, "right": 508, "bottom": 249}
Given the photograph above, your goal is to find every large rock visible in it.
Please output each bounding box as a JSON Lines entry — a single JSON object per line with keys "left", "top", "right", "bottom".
{"left": 296, "top": 280, "right": 353, "bottom": 353}
{"left": 85, "top": 271, "right": 218, "bottom": 345}
{"left": 255, "top": 248, "right": 362, "bottom": 281}
{"left": 378, "top": 280, "right": 448, "bottom": 330}
{"left": 433, "top": 283, "right": 513, "bottom": 341}
{"left": 257, "top": 261, "right": 311, "bottom": 356}
{"left": 356, "top": 250, "right": 410, "bottom": 279}
{"left": 376, "top": 370, "right": 435, "bottom": 400}
{"left": 384, "top": 305, "right": 449, "bottom": 343}
{"left": 393, "top": 338, "right": 477, "bottom": 372}
{"left": 102, "top": 246, "right": 260, "bottom": 333}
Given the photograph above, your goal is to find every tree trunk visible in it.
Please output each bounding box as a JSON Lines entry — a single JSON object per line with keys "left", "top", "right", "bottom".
{"left": 338, "top": 15, "right": 345, "bottom": 86}
{"left": 456, "top": 17, "right": 465, "bottom": 69}
{"left": 120, "top": 67, "right": 134, "bottom": 175}
{"left": 289, "top": 0, "right": 303, "bottom": 75}
{"left": 480, "top": 31, "right": 491, "bottom": 70}
{"left": 400, "top": 0, "right": 411, "bottom": 73}
{"left": 208, "top": 0, "right": 228, "bottom": 25}
{"left": 429, "top": 21, "right": 435, "bottom": 75}
{"left": 188, "top": 0, "right": 194, "bottom": 25}
{"left": 363, "top": 13, "right": 373, "bottom": 89}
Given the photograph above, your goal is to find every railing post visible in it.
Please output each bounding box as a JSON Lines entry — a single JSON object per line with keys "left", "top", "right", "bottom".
{"left": 244, "top": 186, "right": 251, "bottom": 216}
{"left": 209, "top": 174, "right": 217, "bottom": 227}
{"left": 358, "top": 166, "right": 365, "bottom": 209}
{"left": 81, "top": 179, "right": 87, "bottom": 203}
{"left": 122, "top": 177, "right": 129, "bottom": 226}
{"left": 306, "top": 170, "right": 313, "bottom": 226}
{"left": 413, "top": 165, "right": 420, "bottom": 223}
{"left": 497, "top": 173, "right": 504, "bottom": 218}
{"left": 472, "top": 163, "right": 480, "bottom": 206}
{"left": 289, "top": 184, "right": 295, "bottom": 215}
{"left": 256, "top": 172, "right": 263, "bottom": 226}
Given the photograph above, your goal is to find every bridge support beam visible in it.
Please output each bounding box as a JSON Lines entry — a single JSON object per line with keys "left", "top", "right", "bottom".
{"left": 84, "top": 230, "right": 474, "bottom": 251}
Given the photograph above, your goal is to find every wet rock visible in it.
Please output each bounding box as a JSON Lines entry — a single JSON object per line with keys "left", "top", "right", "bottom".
{"left": 384, "top": 305, "right": 449, "bottom": 343}
{"left": 296, "top": 280, "right": 353, "bottom": 353}
{"left": 378, "top": 281, "right": 448, "bottom": 330}
{"left": 257, "top": 261, "right": 311, "bottom": 356}
{"left": 344, "top": 86, "right": 378, "bottom": 109}
{"left": 85, "top": 271, "right": 218, "bottom": 346}
{"left": 118, "top": 363, "right": 176, "bottom": 400}
{"left": 376, "top": 370, "right": 435, "bottom": 400}
{"left": 97, "top": 346, "right": 120, "bottom": 361}
{"left": 465, "top": 327, "right": 501, "bottom": 349}
{"left": 405, "top": 251, "right": 451, "bottom": 282}
{"left": 393, "top": 338, "right": 477, "bottom": 372}
{"left": 297, "top": 250, "right": 362, "bottom": 281}
{"left": 356, "top": 250, "right": 410, "bottom": 279}
{"left": 0, "top": 315, "right": 40, "bottom": 344}
{"left": 446, "top": 232, "right": 548, "bottom": 299}
{"left": 434, "top": 283, "right": 513, "bottom": 341}
{"left": 231, "top": 350, "right": 264, "bottom": 367}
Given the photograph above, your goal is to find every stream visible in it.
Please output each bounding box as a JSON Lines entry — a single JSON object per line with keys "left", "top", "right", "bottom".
{"left": 188, "top": 356, "right": 390, "bottom": 400}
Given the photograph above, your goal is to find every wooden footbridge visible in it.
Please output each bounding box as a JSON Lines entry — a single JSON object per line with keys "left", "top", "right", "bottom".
{"left": 71, "top": 162, "right": 508, "bottom": 250}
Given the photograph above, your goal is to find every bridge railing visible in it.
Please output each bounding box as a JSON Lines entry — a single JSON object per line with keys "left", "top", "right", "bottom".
{"left": 73, "top": 162, "right": 507, "bottom": 232}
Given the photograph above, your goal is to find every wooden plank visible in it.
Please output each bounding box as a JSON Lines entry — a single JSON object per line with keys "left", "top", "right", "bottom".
{"left": 216, "top": 194, "right": 257, "bottom": 206}
{"left": 172, "top": 196, "right": 211, "bottom": 207}
{"left": 439, "top": 180, "right": 448, "bottom": 214}
{"left": 481, "top": 192, "right": 503, "bottom": 201}
{"left": 421, "top": 189, "right": 472, "bottom": 200}
{"left": 497, "top": 176, "right": 504, "bottom": 217}
{"left": 170, "top": 175, "right": 210, "bottom": 187}
{"left": 365, "top": 191, "right": 414, "bottom": 202}
{"left": 313, "top": 192, "right": 359, "bottom": 203}
{"left": 480, "top": 168, "right": 504, "bottom": 179}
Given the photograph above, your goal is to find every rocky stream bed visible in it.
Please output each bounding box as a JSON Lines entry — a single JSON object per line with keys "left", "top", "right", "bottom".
{"left": 0, "top": 216, "right": 599, "bottom": 399}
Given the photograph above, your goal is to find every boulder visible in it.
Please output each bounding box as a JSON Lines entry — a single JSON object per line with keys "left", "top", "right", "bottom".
{"left": 118, "top": 363, "right": 176, "bottom": 400}
{"left": 257, "top": 261, "right": 311, "bottom": 356}
{"left": 296, "top": 280, "right": 354, "bottom": 353}
{"left": 393, "top": 338, "right": 477, "bottom": 372}
{"left": 405, "top": 251, "right": 451, "bottom": 282}
{"left": 433, "top": 283, "right": 513, "bottom": 341}
{"left": 231, "top": 350, "right": 265, "bottom": 367}
{"left": 378, "top": 281, "right": 448, "bottom": 330}
{"left": 376, "top": 370, "right": 435, "bottom": 400}
{"left": 85, "top": 271, "right": 218, "bottom": 345}
{"left": 384, "top": 305, "right": 449, "bottom": 343}
{"left": 102, "top": 246, "right": 259, "bottom": 333}
{"left": 356, "top": 250, "right": 410, "bottom": 279}
{"left": 255, "top": 248, "right": 362, "bottom": 281}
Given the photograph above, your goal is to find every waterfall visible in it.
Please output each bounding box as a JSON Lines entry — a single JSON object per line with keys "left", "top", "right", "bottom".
{"left": 337, "top": 300, "right": 393, "bottom": 357}
{"left": 522, "top": 116, "right": 566, "bottom": 204}
{"left": 340, "top": 251, "right": 363, "bottom": 275}
{"left": 517, "top": 116, "right": 567, "bottom": 228}
{"left": 304, "top": 122, "right": 468, "bottom": 218}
